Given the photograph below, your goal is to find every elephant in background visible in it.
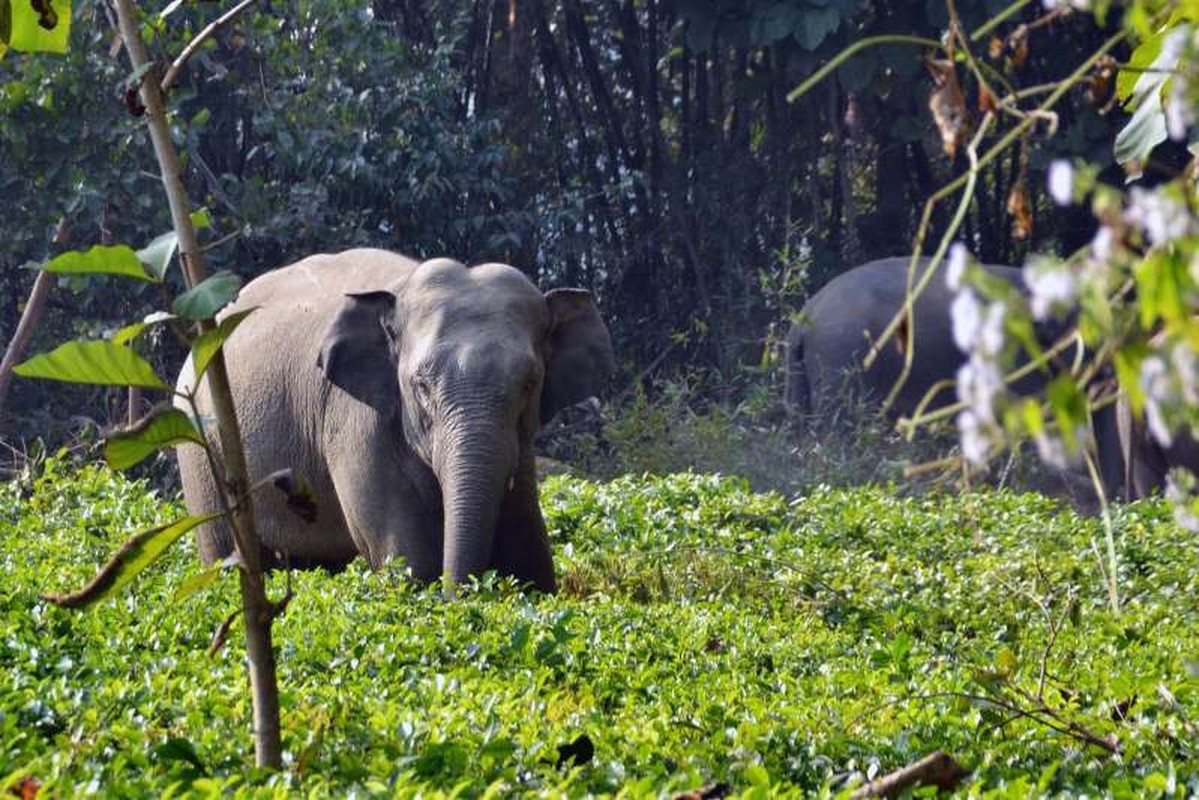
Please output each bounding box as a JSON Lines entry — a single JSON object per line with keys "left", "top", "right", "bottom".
{"left": 784, "top": 256, "right": 1028, "bottom": 422}
{"left": 175, "top": 249, "right": 615, "bottom": 593}
{"left": 1095, "top": 395, "right": 1199, "bottom": 501}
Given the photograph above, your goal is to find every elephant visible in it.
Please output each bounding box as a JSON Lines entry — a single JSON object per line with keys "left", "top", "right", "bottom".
{"left": 784, "top": 256, "right": 1029, "bottom": 422}
{"left": 1095, "top": 391, "right": 1199, "bottom": 501}
{"left": 174, "top": 249, "right": 615, "bottom": 593}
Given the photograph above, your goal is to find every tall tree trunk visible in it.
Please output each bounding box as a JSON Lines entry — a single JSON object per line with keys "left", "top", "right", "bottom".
{"left": 0, "top": 272, "right": 54, "bottom": 432}
{"left": 112, "top": 0, "right": 283, "bottom": 769}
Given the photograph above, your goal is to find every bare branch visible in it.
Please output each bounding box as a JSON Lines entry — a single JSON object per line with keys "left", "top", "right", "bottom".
{"left": 160, "top": 0, "right": 258, "bottom": 95}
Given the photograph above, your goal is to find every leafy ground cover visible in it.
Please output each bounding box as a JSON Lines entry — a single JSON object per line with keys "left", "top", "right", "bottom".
{"left": 1, "top": 457, "right": 1196, "bottom": 797}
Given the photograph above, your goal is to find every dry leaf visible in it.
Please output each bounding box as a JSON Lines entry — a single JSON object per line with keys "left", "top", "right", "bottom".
{"left": 1086, "top": 54, "right": 1117, "bottom": 110}
{"left": 978, "top": 85, "right": 998, "bottom": 114}
{"left": 926, "top": 58, "right": 969, "bottom": 158}
{"left": 1008, "top": 182, "right": 1033, "bottom": 239}
{"left": 1008, "top": 25, "right": 1029, "bottom": 69}
{"left": 988, "top": 35, "right": 1004, "bottom": 60}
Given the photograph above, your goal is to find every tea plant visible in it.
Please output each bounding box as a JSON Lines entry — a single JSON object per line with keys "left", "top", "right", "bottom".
{"left": 3, "top": 459, "right": 1196, "bottom": 796}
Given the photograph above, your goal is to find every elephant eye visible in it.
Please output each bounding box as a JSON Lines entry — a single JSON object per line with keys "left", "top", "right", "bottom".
{"left": 413, "top": 377, "right": 433, "bottom": 404}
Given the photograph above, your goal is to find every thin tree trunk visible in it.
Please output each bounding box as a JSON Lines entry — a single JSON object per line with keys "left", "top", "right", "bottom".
{"left": 111, "top": 0, "right": 282, "bottom": 769}
{"left": 0, "top": 271, "right": 55, "bottom": 431}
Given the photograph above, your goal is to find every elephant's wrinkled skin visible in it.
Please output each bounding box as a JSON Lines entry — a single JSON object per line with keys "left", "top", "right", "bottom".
{"left": 175, "top": 249, "right": 615, "bottom": 592}
{"left": 785, "top": 257, "right": 1026, "bottom": 421}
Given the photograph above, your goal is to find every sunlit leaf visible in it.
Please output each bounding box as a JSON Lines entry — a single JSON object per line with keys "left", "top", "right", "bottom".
{"left": 8, "top": 0, "right": 71, "bottom": 53}
{"left": 172, "top": 564, "right": 223, "bottom": 602}
{"left": 190, "top": 207, "right": 212, "bottom": 229}
{"left": 14, "top": 340, "right": 170, "bottom": 390}
{"left": 40, "top": 245, "right": 154, "bottom": 282}
{"left": 112, "top": 311, "right": 176, "bottom": 346}
{"left": 191, "top": 308, "right": 254, "bottom": 381}
{"left": 1114, "top": 25, "right": 1191, "bottom": 175}
{"left": 41, "top": 512, "right": 221, "bottom": 609}
{"left": 137, "top": 231, "right": 178, "bottom": 281}
{"left": 105, "top": 405, "right": 205, "bottom": 470}
{"left": 173, "top": 271, "right": 241, "bottom": 320}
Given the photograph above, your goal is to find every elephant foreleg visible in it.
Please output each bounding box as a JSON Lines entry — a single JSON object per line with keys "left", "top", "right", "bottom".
{"left": 490, "top": 455, "right": 556, "bottom": 593}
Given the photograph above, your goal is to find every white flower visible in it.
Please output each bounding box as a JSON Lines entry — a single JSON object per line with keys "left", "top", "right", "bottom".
{"left": 951, "top": 288, "right": 982, "bottom": 353}
{"left": 1125, "top": 186, "right": 1192, "bottom": 246}
{"left": 951, "top": 288, "right": 1005, "bottom": 356}
{"left": 1023, "top": 257, "right": 1077, "bottom": 320}
{"left": 980, "top": 302, "right": 1006, "bottom": 358}
{"left": 1047, "top": 160, "right": 1074, "bottom": 206}
{"left": 1166, "top": 71, "right": 1194, "bottom": 141}
{"left": 957, "top": 410, "right": 991, "bottom": 466}
{"left": 956, "top": 355, "right": 1004, "bottom": 424}
{"left": 1170, "top": 342, "right": 1199, "bottom": 406}
{"left": 1166, "top": 476, "right": 1199, "bottom": 532}
{"left": 1035, "top": 431, "right": 1071, "bottom": 470}
{"left": 946, "top": 242, "right": 969, "bottom": 291}
{"left": 1140, "top": 355, "right": 1174, "bottom": 447}
{"left": 1091, "top": 225, "right": 1114, "bottom": 261}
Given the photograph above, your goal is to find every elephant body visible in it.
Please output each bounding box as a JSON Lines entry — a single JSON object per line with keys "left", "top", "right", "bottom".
{"left": 785, "top": 257, "right": 1025, "bottom": 421}
{"left": 1096, "top": 393, "right": 1199, "bottom": 501}
{"left": 175, "top": 249, "right": 615, "bottom": 592}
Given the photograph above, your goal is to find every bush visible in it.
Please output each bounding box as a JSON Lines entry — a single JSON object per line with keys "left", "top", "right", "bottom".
{"left": 2, "top": 457, "right": 1196, "bottom": 796}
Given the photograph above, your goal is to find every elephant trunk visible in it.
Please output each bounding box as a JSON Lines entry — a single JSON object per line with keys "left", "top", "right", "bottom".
{"left": 436, "top": 414, "right": 514, "bottom": 596}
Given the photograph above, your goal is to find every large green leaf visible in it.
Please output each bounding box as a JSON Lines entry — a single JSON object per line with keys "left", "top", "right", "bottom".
{"left": 40, "top": 245, "right": 154, "bottom": 282}
{"left": 14, "top": 340, "right": 170, "bottom": 390}
{"left": 1114, "top": 24, "right": 1191, "bottom": 174}
{"left": 190, "top": 308, "right": 255, "bottom": 382}
{"left": 40, "top": 512, "right": 221, "bottom": 609}
{"left": 105, "top": 406, "right": 205, "bottom": 470}
{"left": 136, "top": 231, "right": 178, "bottom": 281}
{"left": 6, "top": 0, "right": 71, "bottom": 53}
{"left": 172, "top": 271, "right": 242, "bottom": 320}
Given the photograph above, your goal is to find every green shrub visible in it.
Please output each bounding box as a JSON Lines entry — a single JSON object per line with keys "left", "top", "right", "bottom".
{"left": 1, "top": 457, "right": 1196, "bottom": 796}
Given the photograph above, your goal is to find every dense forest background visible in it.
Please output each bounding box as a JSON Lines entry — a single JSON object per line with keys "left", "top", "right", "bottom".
{"left": 0, "top": 0, "right": 1166, "bottom": 441}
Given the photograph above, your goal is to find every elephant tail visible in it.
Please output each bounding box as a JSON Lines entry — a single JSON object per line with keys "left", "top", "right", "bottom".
{"left": 783, "top": 321, "right": 811, "bottom": 423}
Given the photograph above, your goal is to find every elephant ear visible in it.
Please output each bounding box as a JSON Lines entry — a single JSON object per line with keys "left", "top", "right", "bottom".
{"left": 318, "top": 291, "right": 399, "bottom": 412}
{"left": 541, "top": 288, "right": 616, "bottom": 425}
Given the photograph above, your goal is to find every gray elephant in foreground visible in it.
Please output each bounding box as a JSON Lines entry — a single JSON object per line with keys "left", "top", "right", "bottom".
{"left": 175, "top": 249, "right": 616, "bottom": 593}
{"left": 785, "top": 256, "right": 1028, "bottom": 422}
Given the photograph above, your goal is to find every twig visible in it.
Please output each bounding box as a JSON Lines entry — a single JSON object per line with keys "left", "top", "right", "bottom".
{"left": 160, "top": 0, "right": 258, "bottom": 95}
{"left": 879, "top": 112, "right": 995, "bottom": 414}
{"left": 849, "top": 751, "right": 968, "bottom": 798}
{"left": 199, "top": 228, "right": 243, "bottom": 254}
{"left": 863, "top": 28, "right": 1129, "bottom": 380}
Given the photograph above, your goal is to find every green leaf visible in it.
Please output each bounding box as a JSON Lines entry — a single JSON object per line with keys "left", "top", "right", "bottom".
{"left": 40, "top": 245, "right": 154, "bottom": 282}
{"left": 1114, "top": 24, "right": 1192, "bottom": 174}
{"left": 105, "top": 406, "right": 205, "bottom": 470}
{"left": 8, "top": 0, "right": 71, "bottom": 53}
{"left": 112, "top": 311, "right": 176, "bottom": 346}
{"left": 14, "top": 340, "right": 170, "bottom": 390}
{"left": 1116, "top": 32, "right": 1163, "bottom": 104}
{"left": 40, "top": 512, "right": 221, "bottom": 609}
{"left": 190, "top": 207, "right": 212, "bottom": 229}
{"left": 1114, "top": 92, "right": 1168, "bottom": 177}
{"left": 152, "top": 737, "right": 207, "bottom": 773}
{"left": 136, "top": 231, "right": 178, "bottom": 281}
{"left": 173, "top": 271, "right": 242, "bottom": 320}
{"left": 191, "top": 308, "right": 255, "bottom": 381}
{"left": 172, "top": 564, "right": 223, "bottom": 603}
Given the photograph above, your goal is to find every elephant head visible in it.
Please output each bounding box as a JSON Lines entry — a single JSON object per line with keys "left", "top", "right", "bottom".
{"left": 316, "top": 258, "right": 615, "bottom": 591}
